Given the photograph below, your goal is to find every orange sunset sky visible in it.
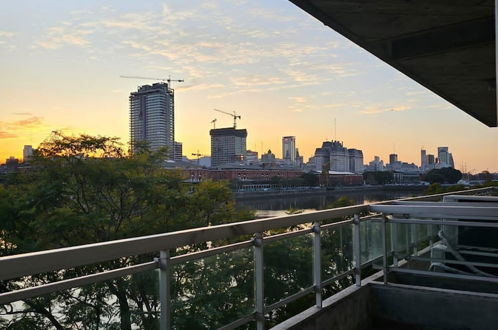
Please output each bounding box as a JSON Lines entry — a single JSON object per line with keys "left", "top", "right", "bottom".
{"left": 1, "top": 0, "right": 497, "bottom": 171}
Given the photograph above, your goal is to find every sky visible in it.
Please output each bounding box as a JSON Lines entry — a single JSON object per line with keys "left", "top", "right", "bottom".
{"left": 0, "top": 0, "right": 497, "bottom": 172}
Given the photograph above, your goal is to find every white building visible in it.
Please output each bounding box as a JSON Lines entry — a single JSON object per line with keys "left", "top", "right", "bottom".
{"left": 312, "top": 141, "right": 364, "bottom": 173}
{"left": 282, "top": 136, "right": 296, "bottom": 164}
{"left": 129, "top": 83, "right": 175, "bottom": 157}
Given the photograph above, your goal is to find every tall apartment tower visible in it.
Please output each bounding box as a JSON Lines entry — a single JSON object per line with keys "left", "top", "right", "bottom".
{"left": 421, "top": 149, "right": 427, "bottom": 170}
{"left": 389, "top": 153, "right": 398, "bottom": 164}
{"left": 210, "top": 128, "right": 247, "bottom": 167}
{"left": 282, "top": 136, "right": 296, "bottom": 164}
{"left": 23, "top": 145, "right": 33, "bottom": 163}
{"left": 129, "top": 83, "right": 174, "bottom": 157}
{"left": 437, "top": 147, "right": 449, "bottom": 165}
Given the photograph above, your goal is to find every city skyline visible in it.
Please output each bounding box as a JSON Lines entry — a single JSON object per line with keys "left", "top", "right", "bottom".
{"left": 0, "top": 0, "right": 497, "bottom": 171}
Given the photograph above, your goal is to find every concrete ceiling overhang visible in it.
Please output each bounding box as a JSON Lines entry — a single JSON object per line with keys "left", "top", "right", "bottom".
{"left": 290, "top": 0, "right": 497, "bottom": 127}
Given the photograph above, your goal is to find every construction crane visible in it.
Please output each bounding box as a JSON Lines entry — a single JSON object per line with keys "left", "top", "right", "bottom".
{"left": 120, "top": 75, "right": 184, "bottom": 88}
{"left": 210, "top": 119, "right": 217, "bottom": 129}
{"left": 213, "top": 108, "right": 241, "bottom": 128}
{"left": 191, "top": 150, "right": 208, "bottom": 166}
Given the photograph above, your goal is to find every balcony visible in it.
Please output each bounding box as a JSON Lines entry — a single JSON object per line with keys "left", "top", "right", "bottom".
{"left": 1, "top": 187, "right": 497, "bottom": 329}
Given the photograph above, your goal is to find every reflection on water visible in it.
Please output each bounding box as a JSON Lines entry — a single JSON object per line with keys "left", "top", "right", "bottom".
{"left": 236, "top": 190, "right": 422, "bottom": 218}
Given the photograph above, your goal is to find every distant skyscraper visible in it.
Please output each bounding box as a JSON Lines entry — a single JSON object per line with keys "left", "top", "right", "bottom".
{"left": 428, "top": 154, "right": 435, "bottom": 165}
{"left": 421, "top": 149, "right": 427, "bottom": 169}
{"left": 449, "top": 153, "right": 455, "bottom": 168}
{"left": 210, "top": 128, "right": 247, "bottom": 167}
{"left": 437, "top": 147, "right": 449, "bottom": 165}
{"left": 23, "top": 145, "right": 33, "bottom": 163}
{"left": 129, "top": 83, "right": 174, "bottom": 157}
{"left": 389, "top": 153, "right": 398, "bottom": 164}
{"left": 173, "top": 142, "right": 183, "bottom": 162}
{"left": 282, "top": 136, "right": 296, "bottom": 164}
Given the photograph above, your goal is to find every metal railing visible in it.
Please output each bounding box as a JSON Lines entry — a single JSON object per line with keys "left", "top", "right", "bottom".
{"left": 0, "top": 187, "right": 494, "bottom": 329}
{"left": 370, "top": 193, "right": 498, "bottom": 287}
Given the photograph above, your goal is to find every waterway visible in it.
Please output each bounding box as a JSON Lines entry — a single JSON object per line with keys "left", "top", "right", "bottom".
{"left": 236, "top": 189, "right": 424, "bottom": 218}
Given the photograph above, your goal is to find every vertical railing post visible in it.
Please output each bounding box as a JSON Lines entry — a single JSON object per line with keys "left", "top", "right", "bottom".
{"left": 253, "top": 233, "right": 265, "bottom": 330}
{"left": 382, "top": 216, "right": 389, "bottom": 285}
{"left": 353, "top": 214, "right": 361, "bottom": 287}
{"left": 411, "top": 223, "right": 418, "bottom": 255}
{"left": 312, "top": 221, "right": 322, "bottom": 308}
{"left": 391, "top": 221, "right": 398, "bottom": 267}
{"left": 158, "top": 250, "right": 171, "bottom": 330}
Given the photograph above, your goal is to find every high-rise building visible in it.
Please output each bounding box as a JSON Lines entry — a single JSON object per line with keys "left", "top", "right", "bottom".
{"left": 389, "top": 153, "right": 398, "bottom": 164}
{"left": 210, "top": 128, "right": 247, "bottom": 167}
{"left": 173, "top": 142, "right": 183, "bottom": 162}
{"left": 437, "top": 147, "right": 449, "bottom": 165}
{"left": 428, "top": 154, "right": 435, "bottom": 165}
{"left": 449, "top": 153, "right": 455, "bottom": 168}
{"left": 421, "top": 149, "right": 427, "bottom": 170}
{"left": 282, "top": 136, "right": 296, "bottom": 164}
{"left": 23, "top": 145, "right": 33, "bottom": 163}
{"left": 129, "top": 83, "right": 174, "bottom": 157}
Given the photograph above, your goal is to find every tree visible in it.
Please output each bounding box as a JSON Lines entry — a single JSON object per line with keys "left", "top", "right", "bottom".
{"left": 363, "top": 171, "right": 394, "bottom": 185}
{"left": 424, "top": 167, "right": 462, "bottom": 184}
{"left": 0, "top": 132, "right": 253, "bottom": 330}
{"left": 301, "top": 172, "right": 319, "bottom": 187}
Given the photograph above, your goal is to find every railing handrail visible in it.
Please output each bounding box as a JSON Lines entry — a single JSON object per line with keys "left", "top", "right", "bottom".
{"left": 0, "top": 187, "right": 492, "bottom": 281}
{"left": 370, "top": 205, "right": 498, "bottom": 220}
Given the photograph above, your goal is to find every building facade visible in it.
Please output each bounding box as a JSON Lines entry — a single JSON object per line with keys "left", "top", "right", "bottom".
{"left": 23, "top": 145, "right": 33, "bottom": 163}
{"left": 173, "top": 142, "right": 183, "bottom": 162}
{"left": 210, "top": 128, "right": 247, "bottom": 167}
{"left": 129, "top": 83, "right": 175, "bottom": 156}
{"left": 282, "top": 136, "right": 296, "bottom": 164}
{"left": 312, "top": 141, "right": 364, "bottom": 173}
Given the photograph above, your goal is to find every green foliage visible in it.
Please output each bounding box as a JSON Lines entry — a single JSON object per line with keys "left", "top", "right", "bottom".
{"left": 300, "top": 172, "right": 319, "bottom": 187}
{"left": 423, "top": 167, "right": 462, "bottom": 184}
{"left": 0, "top": 132, "right": 255, "bottom": 330}
{"left": 425, "top": 183, "right": 466, "bottom": 195}
{"left": 0, "top": 132, "right": 356, "bottom": 329}
{"left": 363, "top": 171, "right": 394, "bottom": 185}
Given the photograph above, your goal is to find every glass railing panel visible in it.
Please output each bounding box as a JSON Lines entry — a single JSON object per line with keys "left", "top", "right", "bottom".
{"left": 263, "top": 233, "right": 313, "bottom": 307}
{"left": 171, "top": 247, "right": 254, "bottom": 329}
{"left": 0, "top": 269, "right": 160, "bottom": 329}
{"left": 321, "top": 223, "right": 353, "bottom": 279}
{"left": 361, "top": 220, "right": 385, "bottom": 264}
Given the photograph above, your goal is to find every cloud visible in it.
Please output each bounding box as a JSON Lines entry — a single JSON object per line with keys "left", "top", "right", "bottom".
{"left": 231, "top": 75, "right": 285, "bottom": 87}
{"left": 360, "top": 105, "right": 411, "bottom": 115}
{"left": 0, "top": 116, "right": 46, "bottom": 139}
{"left": 35, "top": 26, "right": 92, "bottom": 49}
{"left": 11, "top": 112, "right": 33, "bottom": 116}
{"left": 176, "top": 83, "right": 225, "bottom": 92}
{"left": 0, "top": 131, "right": 17, "bottom": 139}
{"left": 0, "top": 116, "right": 46, "bottom": 130}
{"left": 289, "top": 96, "right": 306, "bottom": 103}
{"left": 0, "top": 31, "right": 14, "bottom": 38}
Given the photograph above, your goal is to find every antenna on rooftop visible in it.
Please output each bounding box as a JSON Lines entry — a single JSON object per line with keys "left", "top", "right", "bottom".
{"left": 334, "top": 117, "right": 337, "bottom": 141}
